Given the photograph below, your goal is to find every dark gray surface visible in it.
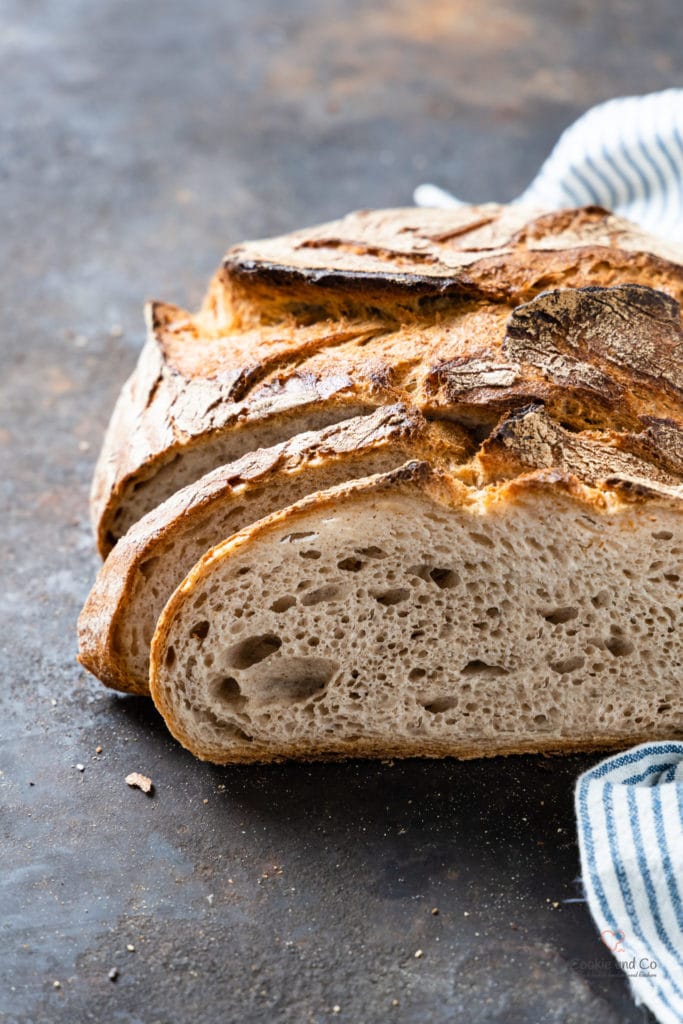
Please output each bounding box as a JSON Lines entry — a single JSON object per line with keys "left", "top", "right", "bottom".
{"left": 2, "top": 1, "right": 680, "bottom": 1021}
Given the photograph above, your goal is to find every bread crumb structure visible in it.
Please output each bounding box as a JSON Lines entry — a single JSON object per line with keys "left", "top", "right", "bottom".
{"left": 78, "top": 205, "right": 683, "bottom": 763}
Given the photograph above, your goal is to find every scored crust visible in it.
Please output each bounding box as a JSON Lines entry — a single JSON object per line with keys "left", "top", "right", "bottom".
{"left": 91, "top": 204, "right": 683, "bottom": 555}
{"left": 149, "top": 463, "right": 683, "bottom": 764}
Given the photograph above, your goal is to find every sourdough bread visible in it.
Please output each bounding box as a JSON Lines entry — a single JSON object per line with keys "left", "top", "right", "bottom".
{"left": 149, "top": 464, "right": 683, "bottom": 764}
{"left": 80, "top": 203, "right": 683, "bottom": 764}
{"left": 91, "top": 205, "right": 683, "bottom": 554}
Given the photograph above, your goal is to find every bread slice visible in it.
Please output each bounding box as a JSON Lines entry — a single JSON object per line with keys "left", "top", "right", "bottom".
{"left": 91, "top": 205, "right": 683, "bottom": 555}
{"left": 149, "top": 463, "right": 683, "bottom": 764}
{"left": 78, "top": 405, "right": 471, "bottom": 694}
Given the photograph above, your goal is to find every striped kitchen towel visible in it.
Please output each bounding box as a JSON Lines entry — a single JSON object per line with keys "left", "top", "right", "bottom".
{"left": 576, "top": 744, "right": 683, "bottom": 1024}
{"left": 415, "top": 89, "right": 683, "bottom": 242}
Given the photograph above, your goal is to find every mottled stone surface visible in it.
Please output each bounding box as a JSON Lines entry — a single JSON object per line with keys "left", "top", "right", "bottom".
{"left": 3, "top": 0, "right": 679, "bottom": 1020}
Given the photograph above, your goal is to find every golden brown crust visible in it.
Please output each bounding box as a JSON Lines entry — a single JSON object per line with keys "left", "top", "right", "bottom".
{"left": 223, "top": 204, "right": 683, "bottom": 306}
{"left": 79, "top": 407, "right": 472, "bottom": 693}
{"left": 149, "top": 463, "right": 682, "bottom": 764}
{"left": 143, "top": 732, "right": 676, "bottom": 766}
{"left": 478, "top": 404, "right": 683, "bottom": 488}
{"left": 90, "top": 204, "right": 683, "bottom": 554}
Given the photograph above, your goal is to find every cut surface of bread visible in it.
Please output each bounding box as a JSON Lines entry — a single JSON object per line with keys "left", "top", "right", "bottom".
{"left": 150, "top": 464, "right": 683, "bottom": 764}
{"left": 91, "top": 205, "right": 683, "bottom": 555}
{"left": 78, "top": 405, "right": 471, "bottom": 694}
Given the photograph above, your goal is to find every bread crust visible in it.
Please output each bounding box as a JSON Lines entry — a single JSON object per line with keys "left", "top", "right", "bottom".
{"left": 478, "top": 404, "right": 683, "bottom": 487}
{"left": 91, "top": 204, "right": 683, "bottom": 554}
{"left": 149, "top": 463, "right": 683, "bottom": 764}
{"left": 79, "top": 407, "right": 471, "bottom": 693}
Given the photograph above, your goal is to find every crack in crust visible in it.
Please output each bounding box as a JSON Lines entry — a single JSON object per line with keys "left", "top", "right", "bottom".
{"left": 478, "top": 404, "right": 683, "bottom": 490}
{"left": 504, "top": 285, "right": 683, "bottom": 402}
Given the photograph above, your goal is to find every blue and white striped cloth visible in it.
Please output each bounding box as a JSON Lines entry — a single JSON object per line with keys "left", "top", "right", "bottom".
{"left": 577, "top": 745, "right": 683, "bottom": 1023}
{"left": 415, "top": 89, "right": 683, "bottom": 242}
{"left": 416, "top": 90, "right": 683, "bottom": 1023}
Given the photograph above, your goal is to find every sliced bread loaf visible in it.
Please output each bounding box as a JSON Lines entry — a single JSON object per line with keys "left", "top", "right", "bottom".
{"left": 78, "top": 405, "right": 471, "bottom": 694}
{"left": 149, "top": 463, "right": 683, "bottom": 763}
{"left": 91, "top": 205, "right": 683, "bottom": 555}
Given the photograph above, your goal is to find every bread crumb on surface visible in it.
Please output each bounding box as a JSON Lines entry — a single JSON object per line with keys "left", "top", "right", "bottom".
{"left": 125, "top": 772, "right": 153, "bottom": 794}
{"left": 108, "top": 967, "right": 119, "bottom": 982}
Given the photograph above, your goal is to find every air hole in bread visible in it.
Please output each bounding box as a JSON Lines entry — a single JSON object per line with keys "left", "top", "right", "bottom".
{"left": 300, "top": 549, "right": 321, "bottom": 560}
{"left": 212, "top": 676, "right": 246, "bottom": 709}
{"left": 270, "top": 595, "right": 297, "bottom": 613}
{"left": 250, "top": 657, "right": 338, "bottom": 705}
{"left": 226, "top": 633, "right": 282, "bottom": 669}
{"left": 591, "top": 590, "right": 610, "bottom": 609}
{"left": 281, "top": 531, "right": 316, "bottom": 544}
{"left": 605, "top": 635, "right": 634, "bottom": 657}
{"left": 139, "top": 557, "right": 160, "bottom": 580}
{"left": 429, "top": 567, "right": 459, "bottom": 590}
{"left": 423, "top": 697, "right": 458, "bottom": 714}
{"left": 338, "top": 556, "right": 363, "bottom": 572}
{"left": 301, "top": 584, "right": 343, "bottom": 607}
{"left": 165, "top": 645, "right": 176, "bottom": 668}
{"left": 543, "top": 606, "right": 579, "bottom": 625}
{"left": 550, "top": 655, "right": 585, "bottom": 674}
{"left": 190, "top": 620, "right": 210, "bottom": 641}
{"left": 653, "top": 530, "right": 674, "bottom": 540}
{"left": 374, "top": 588, "right": 410, "bottom": 607}
{"left": 461, "top": 659, "right": 508, "bottom": 677}
{"left": 356, "top": 546, "right": 387, "bottom": 559}
{"left": 469, "top": 532, "right": 495, "bottom": 549}
{"left": 221, "top": 722, "right": 253, "bottom": 742}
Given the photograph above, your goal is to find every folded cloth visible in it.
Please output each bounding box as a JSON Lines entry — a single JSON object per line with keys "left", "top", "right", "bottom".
{"left": 576, "top": 744, "right": 683, "bottom": 1023}
{"left": 415, "top": 89, "right": 683, "bottom": 243}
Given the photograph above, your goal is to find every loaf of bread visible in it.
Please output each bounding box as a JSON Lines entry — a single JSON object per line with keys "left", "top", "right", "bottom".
{"left": 79, "top": 203, "right": 683, "bottom": 763}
